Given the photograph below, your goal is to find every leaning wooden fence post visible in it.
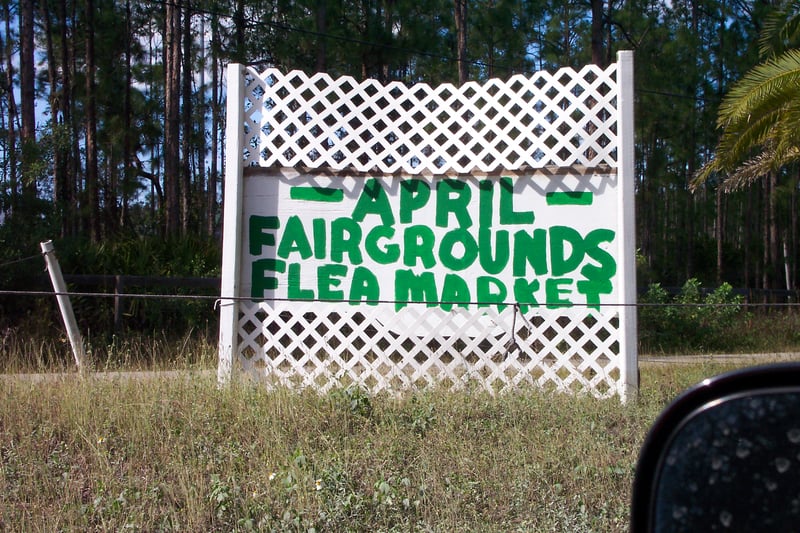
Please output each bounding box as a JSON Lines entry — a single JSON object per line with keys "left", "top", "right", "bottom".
{"left": 40, "top": 240, "right": 85, "bottom": 371}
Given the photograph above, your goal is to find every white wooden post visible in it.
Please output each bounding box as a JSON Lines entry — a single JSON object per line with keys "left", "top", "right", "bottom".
{"left": 218, "top": 63, "right": 245, "bottom": 385}
{"left": 616, "top": 50, "right": 638, "bottom": 401}
{"left": 40, "top": 240, "right": 85, "bottom": 371}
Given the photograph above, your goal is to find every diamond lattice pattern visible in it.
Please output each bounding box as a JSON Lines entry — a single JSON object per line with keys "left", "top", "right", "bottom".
{"left": 236, "top": 302, "right": 622, "bottom": 399}
{"left": 242, "top": 65, "right": 619, "bottom": 174}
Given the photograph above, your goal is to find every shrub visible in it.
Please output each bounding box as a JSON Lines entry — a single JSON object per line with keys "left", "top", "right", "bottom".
{"left": 1, "top": 234, "right": 221, "bottom": 337}
{"left": 638, "top": 279, "right": 744, "bottom": 353}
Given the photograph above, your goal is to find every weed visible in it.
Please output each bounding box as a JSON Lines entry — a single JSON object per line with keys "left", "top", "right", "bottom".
{"left": 406, "top": 395, "right": 436, "bottom": 436}
{"left": 329, "top": 384, "right": 373, "bottom": 418}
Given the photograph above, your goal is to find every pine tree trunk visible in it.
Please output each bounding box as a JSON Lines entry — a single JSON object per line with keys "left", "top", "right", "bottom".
{"left": 745, "top": 190, "right": 752, "bottom": 288}
{"left": 197, "top": 12, "right": 206, "bottom": 236}
{"left": 2, "top": 4, "right": 17, "bottom": 211}
{"left": 19, "top": 0, "right": 37, "bottom": 202}
{"left": 770, "top": 171, "right": 779, "bottom": 289}
{"left": 69, "top": 0, "right": 82, "bottom": 236}
{"left": 164, "top": 0, "right": 182, "bottom": 236}
{"left": 792, "top": 174, "right": 798, "bottom": 292}
{"left": 122, "top": 0, "right": 133, "bottom": 230}
{"left": 315, "top": 0, "right": 327, "bottom": 72}
{"left": 208, "top": 11, "right": 219, "bottom": 238}
{"left": 234, "top": 0, "right": 245, "bottom": 62}
{"left": 590, "top": 0, "right": 604, "bottom": 67}
{"left": 85, "top": 0, "right": 100, "bottom": 240}
{"left": 763, "top": 179, "right": 770, "bottom": 292}
{"left": 454, "top": 0, "right": 468, "bottom": 84}
{"left": 716, "top": 186, "right": 723, "bottom": 283}
{"left": 181, "top": 1, "right": 192, "bottom": 236}
{"left": 58, "top": 0, "right": 77, "bottom": 236}
{"left": 42, "top": 1, "right": 61, "bottom": 209}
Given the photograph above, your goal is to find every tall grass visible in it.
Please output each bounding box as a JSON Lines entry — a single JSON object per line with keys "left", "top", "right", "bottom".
{"left": 0, "top": 329, "right": 217, "bottom": 373}
{"left": 0, "top": 361, "right": 748, "bottom": 532}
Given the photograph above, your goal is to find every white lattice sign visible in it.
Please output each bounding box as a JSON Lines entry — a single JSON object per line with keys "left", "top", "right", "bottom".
{"left": 219, "top": 52, "right": 637, "bottom": 400}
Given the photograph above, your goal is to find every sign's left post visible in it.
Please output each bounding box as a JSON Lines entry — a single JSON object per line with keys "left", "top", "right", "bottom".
{"left": 218, "top": 64, "right": 246, "bottom": 385}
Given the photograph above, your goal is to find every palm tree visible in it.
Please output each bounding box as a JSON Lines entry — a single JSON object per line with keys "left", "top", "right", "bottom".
{"left": 693, "top": 4, "right": 800, "bottom": 191}
{"left": 693, "top": 3, "right": 800, "bottom": 288}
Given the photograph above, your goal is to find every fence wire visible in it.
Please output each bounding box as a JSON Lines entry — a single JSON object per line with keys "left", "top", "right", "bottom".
{"left": 0, "top": 255, "right": 42, "bottom": 269}
{"left": 2, "top": 287, "right": 800, "bottom": 308}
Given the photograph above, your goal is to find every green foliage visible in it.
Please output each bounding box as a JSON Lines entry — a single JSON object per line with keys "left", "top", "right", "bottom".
{"left": 0, "top": 230, "right": 221, "bottom": 356}
{"left": 405, "top": 396, "right": 437, "bottom": 437}
{"left": 639, "top": 279, "right": 745, "bottom": 353}
{"left": 328, "top": 385, "right": 373, "bottom": 419}
{"left": 66, "top": 235, "right": 220, "bottom": 341}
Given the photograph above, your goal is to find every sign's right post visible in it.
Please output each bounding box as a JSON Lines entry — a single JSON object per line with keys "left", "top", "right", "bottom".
{"left": 616, "top": 50, "right": 638, "bottom": 401}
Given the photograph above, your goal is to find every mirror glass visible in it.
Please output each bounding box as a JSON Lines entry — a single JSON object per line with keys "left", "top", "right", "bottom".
{"left": 653, "top": 391, "right": 800, "bottom": 531}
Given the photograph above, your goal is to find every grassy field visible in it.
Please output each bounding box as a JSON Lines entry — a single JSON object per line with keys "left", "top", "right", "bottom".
{"left": 0, "top": 357, "right": 765, "bottom": 532}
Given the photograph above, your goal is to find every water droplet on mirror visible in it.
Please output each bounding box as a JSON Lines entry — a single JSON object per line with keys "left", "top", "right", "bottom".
{"left": 672, "top": 506, "right": 687, "bottom": 520}
{"left": 719, "top": 510, "right": 733, "bottom": 528}
{"left": 776, "top": 457, "right": 791, "bottom": 473}
{"left": 788, "top": 428, "right": 800, "bottom": 444}
{"left": 736, "top": 440, "right": 752, "bottom": 459}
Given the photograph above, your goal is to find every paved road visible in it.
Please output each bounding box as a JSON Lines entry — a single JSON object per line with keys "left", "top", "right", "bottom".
{"left": 640, "top": 352, "right": 800, "bottom": 365}
{"left": 0, "top": 369, "right": 215, "bottom": 383}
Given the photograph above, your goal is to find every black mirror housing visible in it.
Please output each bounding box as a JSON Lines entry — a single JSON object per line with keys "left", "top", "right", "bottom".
{"left": 631, "top": 362, "right": 800, "bottom": 532}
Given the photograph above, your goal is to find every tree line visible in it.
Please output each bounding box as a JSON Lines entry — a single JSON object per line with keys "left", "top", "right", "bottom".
{"left": 1, "top": 0, "right": 796, "bottom": 291}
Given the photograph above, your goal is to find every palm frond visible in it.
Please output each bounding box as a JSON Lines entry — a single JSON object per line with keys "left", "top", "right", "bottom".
{"left": 759, "top": 5, "right": 791, "bottom": 58}
{"left": 714, "top": 106, "right": 788, "bottom": 170}
{"left": 718, "top": 49, "right": 800, "bottom": 129}
{"left": 700, "top": 6, "right": 800, "bottom": 195}
{"left": 758, "top": 1, "right": 800, "bottom": 58}
{"left": 691, "top": 157, "right": 724, "bottom": 191}
{"left": 720, "top": 146, "right": 800, "bottom": 191}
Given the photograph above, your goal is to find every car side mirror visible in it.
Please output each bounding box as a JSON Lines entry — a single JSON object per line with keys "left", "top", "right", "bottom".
{"left": 631, "top": 363, "right": 800, "bottom": 532}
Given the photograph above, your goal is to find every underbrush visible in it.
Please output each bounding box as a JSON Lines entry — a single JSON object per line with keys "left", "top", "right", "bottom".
{"left": 0, "top": 362, "right": 745, "bottom": 532}
{"left": 638, "top": 279, "right": 800, "bottom": 354}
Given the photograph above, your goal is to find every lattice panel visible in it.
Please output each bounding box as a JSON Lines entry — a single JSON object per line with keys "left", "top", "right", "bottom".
{"left": 241, "top": 65, "right": 620, "bottom": 174}
{"left": 235, "top": 302, "right": 623, "bottom": 399}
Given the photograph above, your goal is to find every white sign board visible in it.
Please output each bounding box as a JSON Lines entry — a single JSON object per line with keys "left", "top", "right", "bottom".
{"left": 243, "top": 169, "right": 620, "bottom": 314}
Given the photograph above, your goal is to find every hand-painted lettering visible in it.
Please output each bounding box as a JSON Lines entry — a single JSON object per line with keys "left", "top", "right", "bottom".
{"left": 248, "top": 176, "right": 619, "bottom": 310}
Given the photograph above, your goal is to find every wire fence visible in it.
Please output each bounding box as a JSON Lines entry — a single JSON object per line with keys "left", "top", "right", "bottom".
{"left": 3, "top": 251, "right": 800, "bottom": 369}
{"left": 2, "top": 246, "right": 798, "bottom": 306}
{"left": 2, "top": 247, "right": 799, "bottom": 310}
{"left": 2, "top": 287, "right": 800, "bottom": 308}
{"left": 2, "top": 273, "right": 800, "bottom": 378}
